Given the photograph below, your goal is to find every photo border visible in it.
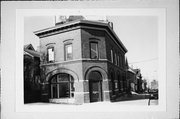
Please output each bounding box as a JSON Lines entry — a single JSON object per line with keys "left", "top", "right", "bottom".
{"left": 15, "top": 8, "right": 166, "bottom": 112}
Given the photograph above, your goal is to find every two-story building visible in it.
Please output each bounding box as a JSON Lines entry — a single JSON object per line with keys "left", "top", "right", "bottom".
{"left": 24, "top": 44, "right": 41, "bottom": 103}
{"left": 34, "top": 18, "right": 128, "bottom": 104}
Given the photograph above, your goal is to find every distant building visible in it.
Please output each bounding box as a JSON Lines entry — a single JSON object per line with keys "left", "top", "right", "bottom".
{"left": 126, "top": 67, "right": 136, "bottom": 92}
{"left": 24, "top": 44, "right": 41, "bottom": 103}
{"left": 133, "top": 69, "right": 143, "bottom": 93}
{"left": 150, "top": 80, "right": 158, "bottom": 90}
{"left": 142, "top": 79, "right": 148, "bottom": 92}
{"left": 34, "top": 18, "right": 128, "bottom": 104}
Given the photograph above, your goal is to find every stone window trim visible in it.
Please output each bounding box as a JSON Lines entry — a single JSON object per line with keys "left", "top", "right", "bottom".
{"left": 89, "top": 38, "right": 101, "bottom": 41}
{"left": 63, "top": 39, "right": 73, "bottom": 44}
{"left": 46, "top": 43, "right": 56, "bottom": 46}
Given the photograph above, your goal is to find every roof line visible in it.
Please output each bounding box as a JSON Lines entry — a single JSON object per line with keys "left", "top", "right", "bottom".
{"left": 34, "top": 20, "right": 127, "bottom": 52}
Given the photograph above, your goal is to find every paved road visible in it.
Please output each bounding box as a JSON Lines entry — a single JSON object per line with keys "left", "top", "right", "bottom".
{"left": 26, "top": 99, "right": 158, "bottom": 106}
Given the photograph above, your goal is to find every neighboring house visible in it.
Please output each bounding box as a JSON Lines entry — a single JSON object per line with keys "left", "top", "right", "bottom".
{"left": 133, "top": 69, "right": 143, "bottom": 93}
{"left": 34, "top": 17, "right": 128, "bottom": 104}
{"left": 24, "top": 44, "right": 41, "bottom": 103}
{"left": 150, "top": 80, "right": 158, "bottom": 90}
{"left": 127, "top": 67, "right": 136, "bottom": 92}
{"left": 142, "top": 79, "right": 148, "bottom": 92}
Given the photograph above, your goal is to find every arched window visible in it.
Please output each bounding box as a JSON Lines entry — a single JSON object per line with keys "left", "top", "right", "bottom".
{"left": 50, "top": 73, "right": 74, "bottom": 98}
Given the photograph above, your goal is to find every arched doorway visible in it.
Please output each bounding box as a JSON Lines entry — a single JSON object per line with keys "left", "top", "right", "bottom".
{"left": 89, "top": 71, "right": 103, "bottom": 102}
{"left": 49, "top": 73, "right": 74, "bottom": 99}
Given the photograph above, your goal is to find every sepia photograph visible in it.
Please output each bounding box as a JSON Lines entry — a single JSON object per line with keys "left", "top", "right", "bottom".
{"left": 24, "top": 15, "right": 158, "bottom": 106}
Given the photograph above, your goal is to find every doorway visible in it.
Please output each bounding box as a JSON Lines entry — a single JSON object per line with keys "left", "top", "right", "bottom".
{"left": 89, "top": 71, "right": 103, "bottom": 102}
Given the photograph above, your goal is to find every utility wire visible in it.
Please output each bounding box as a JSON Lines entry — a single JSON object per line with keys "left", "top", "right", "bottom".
{"left": 129, "top": 58, "right": 158, "bottom": 64}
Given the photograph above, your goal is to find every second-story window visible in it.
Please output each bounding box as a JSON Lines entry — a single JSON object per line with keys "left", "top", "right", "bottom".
{"left": 90, "top": 42, "right": 98, "bottom": 59}
{"left": 47, "top": 47, "right": 54, "bottom": 63}
{"left": 65, "top": 44, "right": 73, "bottom": 61}
{"left": 115, "top": 53, "right": 117, "bottom": 65}
{"left": 111, "top": 50, "right": 113, "bottom": 63}
{"left": 117, "top": 55, "right": 119, "bottom": 66}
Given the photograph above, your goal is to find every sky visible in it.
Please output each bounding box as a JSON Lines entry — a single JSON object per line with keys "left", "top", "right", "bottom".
{"left": 107, "top": 16, "right": 158, "bottom": 82}
{"left": 24, "top": 16, "right": 158, "bottom": 82}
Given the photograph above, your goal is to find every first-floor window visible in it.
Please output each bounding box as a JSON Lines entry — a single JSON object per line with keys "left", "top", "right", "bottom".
{"left": 50, "top": 73, "right": 74, "bottom": 98}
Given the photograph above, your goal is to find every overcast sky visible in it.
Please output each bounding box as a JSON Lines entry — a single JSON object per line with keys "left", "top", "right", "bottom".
{"left": 24, "top": 16, "right": 158, "bottom": 82}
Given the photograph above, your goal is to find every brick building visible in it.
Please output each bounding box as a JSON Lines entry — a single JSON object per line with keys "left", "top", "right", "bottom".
{"left": 34, "top": 19, "right": 128, "bottom": 104}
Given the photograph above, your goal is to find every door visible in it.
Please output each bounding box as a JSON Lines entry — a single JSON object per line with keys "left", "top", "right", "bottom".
{"left": 89, "top": 71, "right": 103, "bottom": 102}
{"left": 89, "top": 81, "right": 102, "bottom": 102}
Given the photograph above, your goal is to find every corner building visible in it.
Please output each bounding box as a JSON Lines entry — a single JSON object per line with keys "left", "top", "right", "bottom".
{"left": 35, "top": 20, "right": 128, "bottom": 104}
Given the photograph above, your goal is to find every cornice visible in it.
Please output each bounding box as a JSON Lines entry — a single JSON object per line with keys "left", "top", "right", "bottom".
{"left": 34, "top": 20, "right": 127, "bottom": 53}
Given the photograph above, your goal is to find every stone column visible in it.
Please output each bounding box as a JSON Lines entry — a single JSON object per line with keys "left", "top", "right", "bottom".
{"left": 102, "top": 79, "right": 110, "bottom": 101}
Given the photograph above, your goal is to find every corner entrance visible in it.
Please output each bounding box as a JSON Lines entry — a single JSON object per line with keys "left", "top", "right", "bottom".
{"left": 89, "top": 71, "right": 103, "bottom": 102}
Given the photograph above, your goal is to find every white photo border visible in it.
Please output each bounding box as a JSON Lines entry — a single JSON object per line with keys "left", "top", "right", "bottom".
{"left": 16, "top": 8, "right": 166, "bottom": 112}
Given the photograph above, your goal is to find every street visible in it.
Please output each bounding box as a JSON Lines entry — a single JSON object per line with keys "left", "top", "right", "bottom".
{"left": 112, "top": 99, "right": 158, "bottom": 105}
{"left": 26, "top": 93, "right": 158, "bottom": 106}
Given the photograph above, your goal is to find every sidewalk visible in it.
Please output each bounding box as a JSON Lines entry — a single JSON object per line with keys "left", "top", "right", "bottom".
{"left": 112, "top": 92, "right": 150, "bottom": 102}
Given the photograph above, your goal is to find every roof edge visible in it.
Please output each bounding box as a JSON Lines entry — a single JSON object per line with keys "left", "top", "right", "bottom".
{"left": 34, "top": 20, "right": 127, "bottom": 52}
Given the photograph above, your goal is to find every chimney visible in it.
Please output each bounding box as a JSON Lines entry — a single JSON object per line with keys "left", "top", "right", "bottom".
{"left": 108, "top": 22, "right": 113, "bottom": 29}
{"left": 68, "top": 15, "right": 85, "bottom": 21}
{"left": 55, "top": 16, "right": 67, "bottom": 25}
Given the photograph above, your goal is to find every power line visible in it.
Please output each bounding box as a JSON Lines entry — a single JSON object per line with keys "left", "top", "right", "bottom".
{"left": 129, "top": 58, "right": 158, "bottom": 64}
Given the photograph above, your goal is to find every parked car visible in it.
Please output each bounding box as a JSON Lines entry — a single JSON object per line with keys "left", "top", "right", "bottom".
{"left": 149, "top": 89, "right": 158, "bottom": 99}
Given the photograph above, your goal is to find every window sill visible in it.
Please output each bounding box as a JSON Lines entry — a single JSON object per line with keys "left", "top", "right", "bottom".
{"left": 49, "top": 98, "right": 75, "bottom": 104}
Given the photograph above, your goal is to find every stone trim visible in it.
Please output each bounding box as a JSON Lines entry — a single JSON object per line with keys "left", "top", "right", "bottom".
{"left": 103, "top": 90, "right": 110, "bottom": 93}
{"left": 46, "top": 67, "right": 79, "bottom": 82}
{"left": 74, "top": 92, "right": 89, "bottom": 94}
{"left": 40, "top": 58, "right": 110, "bottom": 66}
